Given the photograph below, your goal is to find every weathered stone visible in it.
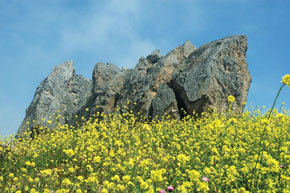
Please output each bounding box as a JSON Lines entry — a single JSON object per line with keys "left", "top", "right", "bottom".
{"left": 150, "top": 83, "right": 179, "bottom": 120}
{"left": 115, "top": 40, "right": 196, "bottom": 120}
{"left": 92, "top": 62, "right": 121, "bottom": 92}
{"left": 72, "top": 63, "right": 133, "bottom": 125}
{"left": 170, "top": 35, "right": 251, "bottom": 115}
{"left": 183, "top": 40, "right": 197, "bottom": 57}
{"left": 16, "top": 60, "right": 92, "bottom": 138}
{"left": 146, "top": 49, "right": 162, "bottom": 64}
{"left": 16, "top": 35, "right": 251, "bottom": 137}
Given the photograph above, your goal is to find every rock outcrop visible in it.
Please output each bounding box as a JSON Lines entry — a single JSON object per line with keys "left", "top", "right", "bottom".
{"left": 16, "top": 61, "right": 92, "bottom": 138}
{"left": 16, "top": 35, "right": 251, "bottom": 138}
{"left": 169, "top": 35, "right": 251, "bottom": 116}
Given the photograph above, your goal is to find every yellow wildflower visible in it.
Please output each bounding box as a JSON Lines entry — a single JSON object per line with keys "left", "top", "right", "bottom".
{"left": 187, "top": 169, "right": 200, "bottom": 182}
{"left": 63, "top": 149, "right": 75, "bottom": 157}
{"left": 21, "top": 168, "right": 27, "bottom": 173}
{"left": 281, "top": 74, "right": 290, "bottom": 86}
{"left": 140, "top": 180, "right": 149, "bottom": 190}
{"left": 101, "top": 189, "right": 108, "bottom": 193}
{"left": 62, "top": 178, "right": 72, "bottom": 186}
{"left": 40, "top": 169, "right": 52, "bottom": 177}
{"left": 31, "top": 162, "right": 36, "bottom": 167}
{"left": 87, "top": 176, "right": 98, "bottom": 183}
{"left": 86, "top": 165, "right": 93, "bottom": 172}
{"left": 177, "top": 154, "right": 190, "bottom": 164}
{"left": 93, "top": 156, "right": 101, "bottom": 163}
{"left": 8, "top": 173, "right": 14, "bottom": 178}
{"left": 197, "top": 182, "right": 209, "bottom": 192}
{"left": 122, "top": 175, "right": 131, "bottom": 183}
{"left": 281, "top": 175, "right": 290, "bottom": 181}
{"left": 68, "top": 167, "right": 75, "bottom": 173}
{"left": 30, "top": 189, "right": 38, "bottom": 193}
{"left": 111, "top": 175, "right": 120, "bottom": 182}
{"left": 238, "top": 187, "right": 250, "bottom": 193}
{"left": 227, "top": 95, "right": 235, "bottom": 103}
{"left": 28, "top": 176, "right": 33, "bottom": 183}
{"left": 150, "top": 169, "right": 165, "bottom": 182}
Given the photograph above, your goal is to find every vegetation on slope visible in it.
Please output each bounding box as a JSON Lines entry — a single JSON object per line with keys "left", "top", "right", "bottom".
{"left": 0, "top": 74, "right": 290, "bottom": 193}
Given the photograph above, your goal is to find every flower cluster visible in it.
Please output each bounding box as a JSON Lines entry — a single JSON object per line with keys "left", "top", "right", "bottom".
{"left": 227, "top": 95, "right": 236, "bottom": 103}
{"left": 0, "top": 75, "right": 289, "bottom": 192}
{"left": 281, "top": 74, "right": 290, "bottom": 87}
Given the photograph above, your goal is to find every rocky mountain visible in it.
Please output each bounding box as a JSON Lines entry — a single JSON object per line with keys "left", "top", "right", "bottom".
{"left": 16, "top": 35, "right": 251, "bottom": 138}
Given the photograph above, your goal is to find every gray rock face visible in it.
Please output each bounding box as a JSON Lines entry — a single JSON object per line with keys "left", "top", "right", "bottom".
{"left": 170, "top": 35, "right": 251, "bottom": 115}
{"left": 16, "top": 35, "right": 251, "bottom": 138}
{"left": 113, "top": 40, "right": 197, "bottom": 120}
{"left": 150, "top": 84, "right": 179, "bottom": 120}
{"left": 146, "top": 49, "right": 163, "bottom": 63}
{"left": 71, "top": 63, "right": 133, "bottom": 124}
{"left": 16, "top": 60, "right": 92, "bottom": 138}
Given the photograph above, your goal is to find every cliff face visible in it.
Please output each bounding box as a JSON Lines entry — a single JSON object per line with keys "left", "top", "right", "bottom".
{"left": 16, "top": 35, "right": 251, "bottom": 138}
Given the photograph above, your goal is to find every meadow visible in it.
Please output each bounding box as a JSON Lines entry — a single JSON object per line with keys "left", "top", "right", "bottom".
{"left": 0, "top": 74, "right": 290, "bottom": 193}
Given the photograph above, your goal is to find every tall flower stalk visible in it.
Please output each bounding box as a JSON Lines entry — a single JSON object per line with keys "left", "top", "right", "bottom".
{"left": 250, "top": 74, "right": 290, "bottom": 190}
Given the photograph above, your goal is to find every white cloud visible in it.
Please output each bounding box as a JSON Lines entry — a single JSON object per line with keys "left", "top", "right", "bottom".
{"left": 0, "top": 0, "right": 209, "bottom": 136}
{"left": 57, "top": 0, "right": 157, "bottom": 68}
{"left": 118, "top": 39, "right": 157, "bottom": 68}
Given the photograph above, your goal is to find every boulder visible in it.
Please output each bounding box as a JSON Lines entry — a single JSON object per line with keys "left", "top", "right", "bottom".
{"left": 169, "top": 35, "right": 251, "bottom": 115}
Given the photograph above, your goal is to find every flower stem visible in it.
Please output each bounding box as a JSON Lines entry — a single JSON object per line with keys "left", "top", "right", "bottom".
{"left": 267, "top": 84, "right": 285, "bottom": 119}
{"left": 250, "top": 84, "right": 285, "bottom": 189}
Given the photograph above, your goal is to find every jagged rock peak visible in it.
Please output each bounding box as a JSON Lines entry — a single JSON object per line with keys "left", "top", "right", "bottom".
{"left": 146, "top": 49, "right": 163, "bottom": 64}
{"left": 16, "top": 60, "right": 92, "bottom": 138}
{"left": 93, "top": 62, "right": 121, "bottom": 92}
{"left": 16, "top": 35, "right": 251, "bottom": 138}
{"left": 47, "top": 60, "right": 75, "bottom": 83}
{"left": 183, "top": 40, "right": 196, "bottom": 57}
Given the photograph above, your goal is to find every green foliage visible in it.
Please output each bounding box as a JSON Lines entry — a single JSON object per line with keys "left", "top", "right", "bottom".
{"left": 0, "top": 74, "right": 289, "bottom": 193}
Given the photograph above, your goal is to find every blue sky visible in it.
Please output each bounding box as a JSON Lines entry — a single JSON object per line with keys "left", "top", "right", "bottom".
{"left": 0, "top": 0, "right": 289, "bottom": 137}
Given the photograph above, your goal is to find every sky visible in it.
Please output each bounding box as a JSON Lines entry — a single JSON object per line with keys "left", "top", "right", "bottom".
{"left": 0, "top": 0, "right": 290, "bottom": 137}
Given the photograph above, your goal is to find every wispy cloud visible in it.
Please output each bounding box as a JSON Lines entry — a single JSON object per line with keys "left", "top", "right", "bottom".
{"left": 56, "top": 0, "right": 158, "bottom": 68}
{"left": 7, "top": 0, "right": 286, "bottom": 137}
{"left": 0, "top": 0, "right": 162, "bottom": 136}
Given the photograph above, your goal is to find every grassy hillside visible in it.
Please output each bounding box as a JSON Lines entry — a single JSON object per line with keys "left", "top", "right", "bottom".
{"left": 0, "top": 74, "right": 290, "bottom": 193}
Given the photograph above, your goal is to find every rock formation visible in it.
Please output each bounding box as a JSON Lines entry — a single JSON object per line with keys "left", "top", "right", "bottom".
{"left": 16, "top": 60, "right": 92, "bottom": 138}
{"left": 16, "top": 35, "right": 251, "bottom": 138}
